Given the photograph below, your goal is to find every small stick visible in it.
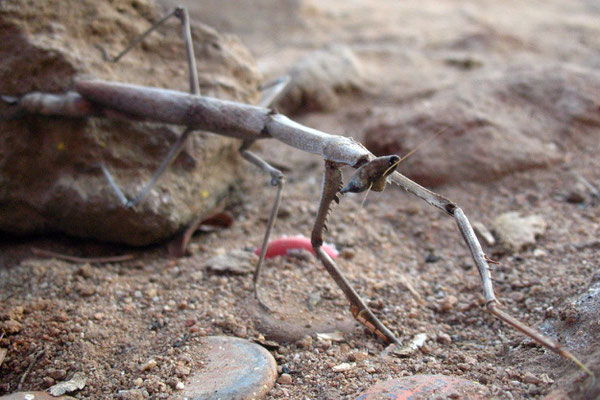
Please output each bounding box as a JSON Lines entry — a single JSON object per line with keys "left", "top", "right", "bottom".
{"left": 576, "top": 174, "right": 600, "bottom": 199}
{"left": 0, "top": 347, "right": 6, "bottom": 369}
{"left": 18, "top": 350, "right": 44, "bottom": 390}
{"left": 31, "top": 247, "right": 135, "bottom": 263}
{"left": 398, "top": 274, "right": 424, "bottom": 304}
{"left": 0, "top": 332, "right": 6, "bottom": 369}
{"left": 168, "top": 199, "right": 228, "bottom": 257}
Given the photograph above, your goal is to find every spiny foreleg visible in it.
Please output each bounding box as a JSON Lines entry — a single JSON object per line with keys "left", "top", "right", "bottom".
{"left": 311, "top": 160, "right": 400, "bottom": 345}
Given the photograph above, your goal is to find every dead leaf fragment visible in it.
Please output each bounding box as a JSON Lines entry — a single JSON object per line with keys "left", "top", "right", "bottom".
{"left": 316, "top": 331, "right": 345, "bottom": 342}
{"left": 205, "top": 249, "right": 256, "bottom": 274}
{"left": 388, "top": 333, "right": 428, "bottom": 357}
{"left": 49, "top": 372, "right": 86, "bottom": 396}
{"left": 0, "top": 348, "right": 6, "bottom": 367}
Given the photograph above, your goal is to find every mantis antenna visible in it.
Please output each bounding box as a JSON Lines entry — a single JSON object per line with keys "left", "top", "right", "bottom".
{"left": 382, "top": 126, "right": 449, "bottom": 178}
{"left": 353, "top": 126, "right": 450, "bottom": 221}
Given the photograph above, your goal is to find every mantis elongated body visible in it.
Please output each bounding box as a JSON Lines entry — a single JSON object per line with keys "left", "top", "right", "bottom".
{"left": 1, "top": 6, "right": 591, "bottom": 376}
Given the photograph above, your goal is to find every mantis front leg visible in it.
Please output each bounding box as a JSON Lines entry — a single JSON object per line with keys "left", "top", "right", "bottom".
{"left": 311, "top": 161, "right": 400, "bottom": 345}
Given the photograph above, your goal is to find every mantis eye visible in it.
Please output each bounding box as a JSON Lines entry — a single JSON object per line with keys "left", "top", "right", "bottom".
{"left": 389, "top": 155, "right": 400, "bottom": 165}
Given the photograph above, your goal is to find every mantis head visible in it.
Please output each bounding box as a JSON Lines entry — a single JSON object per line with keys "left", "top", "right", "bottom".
{"left": 340, "top": 155, "right": 401, "bottom": 194}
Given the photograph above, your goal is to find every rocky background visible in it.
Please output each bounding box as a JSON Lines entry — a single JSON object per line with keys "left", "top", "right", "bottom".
{"left": 1, "top": 0, "right": 599, "bottom": 399}
{"left": 0, "top": 0, "right": 260, "bottom": 245}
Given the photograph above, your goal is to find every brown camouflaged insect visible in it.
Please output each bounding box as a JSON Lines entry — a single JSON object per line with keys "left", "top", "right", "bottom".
{"left": 1, "top": 6, "right": 591, "bottom": 376}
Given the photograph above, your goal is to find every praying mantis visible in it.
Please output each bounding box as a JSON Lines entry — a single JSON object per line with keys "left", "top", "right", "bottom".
{"left": 1, "top": 6, "right": 591, "bottom": 376}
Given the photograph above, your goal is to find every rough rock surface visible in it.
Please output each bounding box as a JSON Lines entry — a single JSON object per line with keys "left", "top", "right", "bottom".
{"left": 364, "top": 64, "right": 600, "bottom": 187}
{"left": 492, "top": 211, "right": 547, "bottom": 252}
{"left": 0, "top": 0, "right": 261, "bottom": 245}
{"left": 539, "top": 273, "right": 600, "bottom": 400}
{"left": 542, "top": 273, "right": 600, "bottom": 357}
{"left": 277, "top": 45, "right": 367, "bottom": 114}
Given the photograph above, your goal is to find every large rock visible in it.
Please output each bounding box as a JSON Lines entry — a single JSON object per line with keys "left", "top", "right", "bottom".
{"left": 364, "top": 64, "right": 600, "bottom": 186}
{"left": 492, "top": 211, "right": 546, "bottom": 252}
{"left": 277, "top": 44, "right": 367, "bottom": 113}
{"left": 539, "top": 272, "right": 600, "bottom": 399}
{"left": 0, "top": 0, "right": 262, "bottom": 245}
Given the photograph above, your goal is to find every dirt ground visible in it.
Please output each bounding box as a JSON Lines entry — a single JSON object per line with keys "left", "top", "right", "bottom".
{"left": 1, "top": 1, "right": 600, "bottom": 399}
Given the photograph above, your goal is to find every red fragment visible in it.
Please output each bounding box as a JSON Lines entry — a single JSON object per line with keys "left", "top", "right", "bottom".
{"left": 254, "top": 235, "right": 338, "bottom": 259}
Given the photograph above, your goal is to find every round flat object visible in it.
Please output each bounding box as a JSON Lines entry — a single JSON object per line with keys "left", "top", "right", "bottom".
{"left": 356, "top": 374, "right": 489, "bottom": 399}
{"left": 174, "top": 336, "right": 277, "bottom": 400}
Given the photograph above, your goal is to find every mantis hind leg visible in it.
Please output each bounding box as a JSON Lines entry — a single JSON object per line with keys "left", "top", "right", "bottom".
{"left": 239, "top": 76, "right": 291, "bottom": 307}
{"left": 239, "top": 141, "right": 286, "bottom": 310}
{"left": 98, "top": 6, "right": 201, "bottom": 208}
{"left": 97, "top": 6, "right": 199, "bottom": 95}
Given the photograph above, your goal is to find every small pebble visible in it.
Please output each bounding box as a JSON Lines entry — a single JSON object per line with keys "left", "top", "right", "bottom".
{"left": 339, "top": 248, "right": 355, "bottom": 260}
{"left": 296, "top": 335, "right": 313, "bottom": 349}
{"left": 117, "top": 389, "right": 145, "bottom": 400}
{"left": 7, "top": 306, "right": 24, "bottom": 321}
{"left": 528, "top": 383, "right": 541, "bottom": 395}
{"left": 277, "top": 205, "right": 292, "bottom": 219}
{"left": 492, "top": 212, "right": 546, "bottom": 252}
{"left": 522, "top": 371, "right": 541, "bottom": 385}
{"left": 348, "top": 351, "right": 368, "bottom": 362}
{"left": 48, "top": 369, "right": 67, "bottom": 380}
{"left": 437, "top": 332, "right": 452, "bottom": 345}
{"left": 175, "top": 364, "right": 191, "bottom": 377}
{"left": 140, "top": 359, "right": 157, "bottom": 371}
{"left": 457, "top": 363, "right": 471, "bottom": 371}
{"left": 332, "top": 362, "right": 354, "bottom": 372}
{"left": 43, "top": 376, "right": 55, "bottom": 387}
{"left": 0, "top": 319, "right": 22, "bottom": 334}
{"left": 540, "top": 373, "right": 554, "bottom": 384}
{"left": 277, "top": 373, "right": 292, "bottom": 385}
{"left": 566, "top": 189, "right": 586, "bottom": 204}
{"left": 76, "top": 264, "right": 94, "bottom": 279}
{"left": 440, "top": 295, "right": 458, "bottom": 312}
{"left": 425, "top": 253, "right": 441, "bottom": 263}
{"left": 532, "top": 248, "right": 547, "bottom": 258}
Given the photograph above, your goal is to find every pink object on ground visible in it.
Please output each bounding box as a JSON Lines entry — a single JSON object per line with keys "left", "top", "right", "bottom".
{"left": 254, "top": 235, "right": 338, "bottom": 259}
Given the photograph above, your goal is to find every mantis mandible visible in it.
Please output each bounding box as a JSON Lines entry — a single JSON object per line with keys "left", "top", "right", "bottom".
{"left": 1, "top": 6, "right": 591, "bottom": 376}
